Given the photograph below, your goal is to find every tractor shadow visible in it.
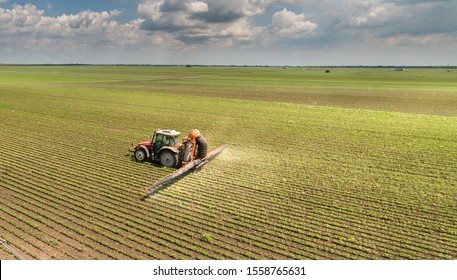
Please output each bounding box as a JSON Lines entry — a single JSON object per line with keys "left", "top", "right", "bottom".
{"left": 126, "top": 152, "right": 163, "bottom": 167}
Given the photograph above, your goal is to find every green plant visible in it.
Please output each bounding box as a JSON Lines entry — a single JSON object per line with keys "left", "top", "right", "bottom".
{"left": 201, "top": 233, "right": 213, "bottom": 243}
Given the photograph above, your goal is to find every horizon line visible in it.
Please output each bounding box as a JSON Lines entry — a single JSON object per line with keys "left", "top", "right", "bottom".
{"left": 1, "top": 63, "right": 456, "bottom": 68}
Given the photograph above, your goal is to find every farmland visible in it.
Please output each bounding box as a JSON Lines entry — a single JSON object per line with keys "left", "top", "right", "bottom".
{"left": 0, "top": 66, "right": 456, "bottom": 259}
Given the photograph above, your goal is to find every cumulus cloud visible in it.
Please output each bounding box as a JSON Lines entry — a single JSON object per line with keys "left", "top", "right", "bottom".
{"left": 271, "top": 8, "right": 317, "bottom": 37}
{"left": 138, "top": 0, "right": 262, "bottom": 46}
{"left": 0, "top": 4, "right": 138, "bottom": 41}
{"left": 348, "top": 4, "right": 391, "bottom": 27}
{"left": 190, "top": 0, "right": 264, "bottom": 23}
{"left": 186, "top": 1, "right": 208, "bottom": 13}
{"left": 138, "top": 0, "right": 201, "bottom": 31}
{"left": 135, "top": 0, "right": 322, "bottom": 48}
{"left": 138, "top": 0, "right": 260, "bottom": 29}
{"left": 0, "top": 3, "right": 159, "bottom": 63}
{"left": 0, "top": 4, "right": 46, "bottom": 34}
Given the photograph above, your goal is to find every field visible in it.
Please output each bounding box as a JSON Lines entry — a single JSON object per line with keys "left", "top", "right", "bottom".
{"left": 1, "top": 66, "right": 456, "bottom": 259}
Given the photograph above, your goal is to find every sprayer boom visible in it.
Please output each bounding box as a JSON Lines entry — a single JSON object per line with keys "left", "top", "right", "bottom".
{"left": 145, "top": 144, "right": 228, "bottom": 194}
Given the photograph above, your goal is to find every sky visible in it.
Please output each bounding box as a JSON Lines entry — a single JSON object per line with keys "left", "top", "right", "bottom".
{"left": 0, "top": 0, "right": 456, "bottom": 65}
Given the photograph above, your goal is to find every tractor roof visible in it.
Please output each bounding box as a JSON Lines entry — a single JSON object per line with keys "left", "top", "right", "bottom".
{"left": 156, "top": 129, "right": 180, "bottom": 137}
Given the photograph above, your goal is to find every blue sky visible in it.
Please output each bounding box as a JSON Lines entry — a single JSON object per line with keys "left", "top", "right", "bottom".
{"left": 0, "top": 0, "right": 456, "bottom": 65}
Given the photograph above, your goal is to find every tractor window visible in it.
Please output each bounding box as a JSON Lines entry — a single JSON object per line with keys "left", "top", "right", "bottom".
{"left": 155, "top": 134, "right": 168, "bottom": 146}
{"left": 169, "top": 136, "right": 178, "bottom": 146}
{"left": 154, "top": 134, "right": 166, "bottom": 154}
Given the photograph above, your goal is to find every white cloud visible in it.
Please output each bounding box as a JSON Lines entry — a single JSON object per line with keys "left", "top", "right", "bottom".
{"left": 186, "top": 1, "right": 208, "bottom": 13}
{"left": 136, "top": 0, "right": 320, "bottom": 48}
{"left": 0, "top": 4, "right": 44, "bottom": 34}
{"left": 271, "top": 8, "right": 317, "bottom": 37}
{"left": 0, "top": 4, "right": 121, "bottom": 36}
{"left": 348, "top": 4, "right": 391, "bottom": 26}
{"left": 138, "top": 0, "right": 261, "bottom": 46}
{"left": 0, "top": 4, "right": 155, "bottom": 58}
{"left": 138, "top": 0, "right": 201, "bottom": 31}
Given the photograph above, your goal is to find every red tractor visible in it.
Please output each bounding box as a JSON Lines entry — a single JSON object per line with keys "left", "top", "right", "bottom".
{"left": 130, "top": 129, "right": 228, "bottom": 193}
{"left": 129, "top": 129, "right": 208, "bottom": 168}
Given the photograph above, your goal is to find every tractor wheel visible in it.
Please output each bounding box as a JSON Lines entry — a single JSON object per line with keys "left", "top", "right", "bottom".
{"left": 159, "top": 150, "right": 178, "bottom": 168}
{"left": 134, "top": 149, "right": 147, "bottom": 162}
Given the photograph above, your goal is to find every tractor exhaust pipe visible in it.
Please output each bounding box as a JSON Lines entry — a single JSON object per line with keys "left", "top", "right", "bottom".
{"left": 144, "top": 144, "right": 228, "bottom": 194}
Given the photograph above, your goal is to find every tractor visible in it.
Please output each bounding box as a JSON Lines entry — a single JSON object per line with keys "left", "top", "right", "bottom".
{"left": 130, "top": 128, "right": 228, "bottom": 193}
{"left": 129, "top": 129, "right": 208, "bottom": 168}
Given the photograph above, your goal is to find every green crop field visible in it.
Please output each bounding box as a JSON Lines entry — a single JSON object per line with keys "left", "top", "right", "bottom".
{"left": 1, "top": 66, "right": 456, "bottom": 259}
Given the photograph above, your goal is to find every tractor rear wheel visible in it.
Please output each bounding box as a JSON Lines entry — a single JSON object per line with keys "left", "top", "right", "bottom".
{"left": 159, "top": 150, "right": 178, "bottom": 168}
{"left": 134, "top": 149, "right": 147, "bottom": 162}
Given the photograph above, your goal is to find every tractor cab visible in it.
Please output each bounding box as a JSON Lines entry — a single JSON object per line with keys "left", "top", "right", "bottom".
{"left": 152, "top": 129, "right": 180, "bottom": 154}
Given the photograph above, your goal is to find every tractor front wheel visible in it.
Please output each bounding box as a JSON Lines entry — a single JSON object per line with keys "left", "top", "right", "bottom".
{"left": 134, "top": 149, "right": 147, "bottom": 162}
{"left": 159, "top": 150, "right": 178, "bottom": 168}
